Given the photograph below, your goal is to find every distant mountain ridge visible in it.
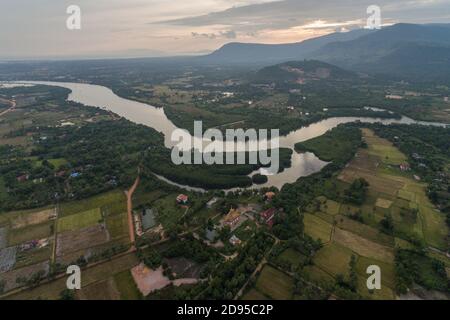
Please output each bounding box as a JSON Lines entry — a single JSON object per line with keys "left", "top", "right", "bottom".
{"left": 203, "top": 23, "right": 450, "bottom": 81}
{"left": 203, "top": 29, "right": 373, "bottom": 64}
{"left": 313, "top": 24, "right": 450, "bottom": 70}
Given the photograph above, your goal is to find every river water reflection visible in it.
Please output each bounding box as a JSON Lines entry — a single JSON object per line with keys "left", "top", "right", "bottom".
{"left": 10, "top": 81, "right": 447, "bottom": 191}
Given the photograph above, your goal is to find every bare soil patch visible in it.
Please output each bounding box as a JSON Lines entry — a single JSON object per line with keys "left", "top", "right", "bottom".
{"left": 11, "top": 209, "right": 56, "bottom": 229}
{"left": 131, "top": 264, "right": 170, "bottom": 296}
{"left": 56, "top": 224, "right": 109, "bottom": 258}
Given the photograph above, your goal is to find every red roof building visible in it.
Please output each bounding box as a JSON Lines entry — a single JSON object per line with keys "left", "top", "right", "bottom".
{"left": 16, "top": 174, "right": 29, "bottom": 182}
{"left": 176, "top": 194, "right": 189, "bottom": 204}
{"left": 260, "top": 208, "right": 276, "bottom": 228}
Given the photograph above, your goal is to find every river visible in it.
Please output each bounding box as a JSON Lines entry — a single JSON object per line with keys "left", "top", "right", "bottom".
{"left": 6, "top": 81, "right": 448, "bottom": 192}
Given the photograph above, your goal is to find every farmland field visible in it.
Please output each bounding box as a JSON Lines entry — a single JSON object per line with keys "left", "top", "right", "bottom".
{"left": 337, "top": 129, "right": 449, "bottom": 249}
{"left": 313, "top": 243, "right": 354, "bottom": 277}
{"left": 304, "top": 213, "right": 333, "bottom": 243}
{"left": 56, "top": 224, "right": 109, "bottom": 257}
{"left": 8, "top": 222, "right": 53, "bottom": 246}
{"left": 255, "top": 265, "right": 294, "bottom": 300}
{"left": 278, "top": 248, "right": 307, "bottom": 268}
{"left": 114, "top": 270, "right": 143, "bottom": 300}
{"left": 59, "top": 190, "right": 126, "bottom": 217}
{"left": 241, "top": 288, "right": 269, "bottom": 300}
{"left": 78, "top": 278, "right": 120, "bottom": 300}
{"left": 10, "top": 208, "right": 55, "bottom": 229}
{"left": 57, "top": 208, "right": 102, "bottom": 232}
{"left": 106, "top": 212, "right": 129, "bottom": 239}
{"left": 6, "top": 253, "right": 139, "bottom": 300}
{"left": 332, "top": 228, "right": 394, "bottom": 263}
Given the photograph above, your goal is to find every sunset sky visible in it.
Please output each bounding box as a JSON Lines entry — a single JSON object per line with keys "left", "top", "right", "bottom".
{"left": 1, "top": 0, "right": 449, "bottom": 59}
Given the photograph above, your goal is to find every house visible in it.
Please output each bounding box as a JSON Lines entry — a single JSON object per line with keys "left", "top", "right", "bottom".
{"left": 223, "top": 208, "right": 241, "bottom": 228}
{"left": 229, "top": 235, "right": 242, "bottom": 246}
{"left": 264, "top": 192, "right": 276, "bottom": 201}
{"left": 141, "top": 208, "right": 156, "bottom": 231}
{"left": 205, "top": 228, "right": 218, "bottom": 242}
{"left": 176, "top": 194, "right": 189, "bottom": 204}
{"left": 70, "top": 172, "right": 81, "bottom": 178}
{"left": 133, "top": 213, "right": 143, "bottom": 237}
{"left": 206, "top": 197, "right": 219, "bottom": 209}
{"left": 16, "top": 174, "right": 29, "bottom": 182}
{"left": 55, "top": 170, "right": 66, "bottom": 177}
{"left": 385, "top": 94, "right": 403, "bottom": 100}
{"left": 260, "top": 208, "right": 276, "bottom": 228}
{"left": 399, "top": 163, "right": 410, "bottom": 172}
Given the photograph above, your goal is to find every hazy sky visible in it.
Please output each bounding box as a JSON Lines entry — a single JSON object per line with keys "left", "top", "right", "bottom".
{"left": 1, "top": 0, "right": 449, "bottom": 59}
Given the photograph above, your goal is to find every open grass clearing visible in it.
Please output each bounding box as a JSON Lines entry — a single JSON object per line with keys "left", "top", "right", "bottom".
{"left": 56, "top": 224, "right": 109, "bottom": 257}
{"left": 320, "top": 199, "right": 341, "bottom": 216}
{"left": 57, "top": 208, "right": 102, "bottom": 232}
{"left": 10, "top": 208, "right": 56, "bottom": 229}
{"left": 334, "top": 215, "right": 394, "bottom": 247}
{"left": 313, "top": 243, "right": 354, "bottom": 278}
{"left": 106, "top": 211, "right": 129, "bottom": 239}
{"left": 114, "top": 270, "right": 142, "bottom": 300}
{"left": 375, "top": 198, "right": 393, "bottom": 209}
{"left": 278, "top": 248, "right": 307, "bottom": 268}
{"left": 302, "top": 265, "right": 335, "bottom": 286}
{"left": 59, "top": 190, "right": 126, "bottom": 217}
{"left": 356, "top": 275, "right": 396, "bottom": 300}
{"left": 255, "top": 265, "right": 294, "bottom": 300}
{"left": 8, "top": 221, "right": 53, "bottom": 246}
{"left": 419, "top": 205, "right": 448, "bottom": 250}
{"left": 78, "top": 278, "right": 120, "bottom": 300}
{"left": 355, "top": 256, "right": 396, "bottom": 290}
{"left": 241, "top": 288, "right": 269, "bottom": 300}
{"left": 333, "top": 228, "right": 394, "bottom": 263}
{"left": 304, "top": 213, "right": 333, "bottom": 244}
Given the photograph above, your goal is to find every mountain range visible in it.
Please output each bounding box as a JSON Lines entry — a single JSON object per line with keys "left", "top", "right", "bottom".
{"left": 203, "top": 23, "right": 450, "bottom": 81}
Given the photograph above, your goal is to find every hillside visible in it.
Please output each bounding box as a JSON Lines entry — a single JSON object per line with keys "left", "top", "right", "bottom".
{"left": 203, "top": 29, "right": 372, "bottom": 64}
{"left": 312, "top": 23, "right": 450, "bottom": 81}
{"left": 254, "top": 60, "right": 357, "bottom": 85}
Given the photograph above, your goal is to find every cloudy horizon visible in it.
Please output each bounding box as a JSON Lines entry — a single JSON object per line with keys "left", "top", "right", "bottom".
{"left": 1, "top": 0, "right": 449, "bottom": 60}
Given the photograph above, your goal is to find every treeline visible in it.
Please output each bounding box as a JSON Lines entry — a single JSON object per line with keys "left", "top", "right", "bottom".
{"left": 144, "top": 147, "right": 293, "bottom": 190}
{"left": 395, "top": 249, "right": 449, "bottom": 294}
{"left": 295, "top": 125, "right": 363, "bottom": 163}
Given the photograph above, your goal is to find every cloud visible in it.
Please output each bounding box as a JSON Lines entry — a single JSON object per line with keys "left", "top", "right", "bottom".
{"left": 1, "top": 0, "right": 449, "bottom": 59}
{"left": 191, "top": 29, "right": 237, "bottom": 39}
{"left": 158, "top": 0, "right": 450, "bottom": 33}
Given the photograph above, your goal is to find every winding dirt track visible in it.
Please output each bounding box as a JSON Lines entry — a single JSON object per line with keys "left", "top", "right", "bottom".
{"left": 125, "top": 174, "right": 140, "bottom": 247}
{"left": 0, "top": 100, "right": 16, "bottom": 117}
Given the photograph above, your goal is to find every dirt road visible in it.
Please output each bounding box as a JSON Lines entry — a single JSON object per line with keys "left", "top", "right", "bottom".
{"left": 125, "top": 174, "right": 140, "bottom": 246}
{"left": 0, "top": 100, "right": 16, "bottom": 117}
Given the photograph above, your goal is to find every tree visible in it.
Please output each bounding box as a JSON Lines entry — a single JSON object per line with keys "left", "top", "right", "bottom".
{"left": 59, "top": 289, "right": 75, "bottom": 300}
{"left": 0, "top": 279, "right": 5, "bottom": 294}
{"left": 348, "top": 255, "right": 358, "bottom": 292}
{"left": 380, "top": 213, "right": 394, "bottom": 234}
